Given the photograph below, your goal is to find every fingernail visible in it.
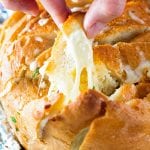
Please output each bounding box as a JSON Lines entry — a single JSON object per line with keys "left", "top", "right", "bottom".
{"left": 86, "top": 22, "right": 106, "bottom": 38}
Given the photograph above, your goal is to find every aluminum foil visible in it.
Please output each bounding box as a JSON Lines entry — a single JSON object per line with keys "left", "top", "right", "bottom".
{"left": 0, "top": 4, "right": 21, "bottom": 149}
{"left": 0, "top": 3, "right": 12, "bottom": 24}
{"left": 0, "top": 106, "right": 21, "bottom": 150}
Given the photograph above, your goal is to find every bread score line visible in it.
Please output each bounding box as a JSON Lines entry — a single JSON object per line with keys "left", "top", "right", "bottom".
{"left": 0, "top": 0, "right": 150, "bottom": 149}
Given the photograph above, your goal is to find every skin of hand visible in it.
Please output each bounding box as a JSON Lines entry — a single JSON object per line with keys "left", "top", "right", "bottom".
{"left": 2, "top": 0, "right": 126, "bottom": 38}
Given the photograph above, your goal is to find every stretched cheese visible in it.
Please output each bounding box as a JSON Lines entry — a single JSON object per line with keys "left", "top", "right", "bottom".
{"left": 40, "top": 25, "right": 94, "bottom": 102}
{"left": 63, "top": 28, "right": 94, "bottom": 100}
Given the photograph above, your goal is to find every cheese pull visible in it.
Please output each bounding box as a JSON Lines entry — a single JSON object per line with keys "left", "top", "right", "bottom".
{"left": 63, "top": 28, "right": 94, "bottom": 100}
{"left": 40, "top": 14, "right": 95, "bottom": 102}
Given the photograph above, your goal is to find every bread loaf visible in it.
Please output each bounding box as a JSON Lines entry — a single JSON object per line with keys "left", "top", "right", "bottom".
{"left": 0, "top": 0, "right": 150, "bottom": 149}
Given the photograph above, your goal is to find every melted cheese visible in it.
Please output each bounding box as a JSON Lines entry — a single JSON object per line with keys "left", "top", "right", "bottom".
{"left": 124, "top": 51, "right": 150, "bottom": 83}
{"left": 40, "top": 27, "right": 94, "bottom": 102}
{"left": 71, "top": 4, "right": 90, "bottom": 13}
{"left": 63, "top": 29, "right": 94, "bottom": 100}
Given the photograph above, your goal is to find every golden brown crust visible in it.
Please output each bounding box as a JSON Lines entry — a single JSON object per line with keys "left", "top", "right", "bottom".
{"left": 0, "top": 12, "right": 25, "bottom": 46}
{"left": 80, "top": 98, "right": 150, "bottom": 150}
{"left": 136, "top": 83, "right": 150, "bottom": 98}
{"left": 118, "top": 42, "right": 150, "bottom": 69}
{"left": 42, "top": 90, "right": 107, "bottom": 145}
{"left": 95, "top": 0, "right": 150, "bottom": 44}
{"left": 65, "top": 0, "right": 92, "bottom": 7}
{"left": 0, "top": 79, "right": 40, "bottom": 148}
{"left": 130, "top": 31, "right": 150, "bottom": 42}
{"left": 94, "top": 45, "right": 121, "bottom": 78}
{"left": 94, "top": 42, "right": 150, "bottom": 83}
{"left": 0, "top": 11, "right": 58, "bottom": 88}
{"left": 63, "top": 13, "right": 84, "bottom": 35}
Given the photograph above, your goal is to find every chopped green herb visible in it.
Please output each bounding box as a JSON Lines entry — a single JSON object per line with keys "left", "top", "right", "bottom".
{"left": 92, "top": 86, "right": 95, "bottom": 90}
{"left": 10, "top": 116, "right": 17, "bottom": 123}
{"left": 16, "top": 127, "right": 19, "bottom": 132}
{"left": 17, "top": 112, "right": 20, "bottom": 115}
{"left": 32, "top": 67, "right": 40, "bottom": 79}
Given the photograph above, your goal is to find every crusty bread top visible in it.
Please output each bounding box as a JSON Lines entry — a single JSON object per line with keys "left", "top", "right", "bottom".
{"left": 95, "top": 0, "right": 150, "bottom": 44}
{"left": 66, "top": 0, "right": 92, "bottom": 7}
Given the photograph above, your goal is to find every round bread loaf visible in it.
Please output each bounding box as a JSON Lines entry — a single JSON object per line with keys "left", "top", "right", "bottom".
{"left": 0, "top": 0, "right": 150, "bottom": 149}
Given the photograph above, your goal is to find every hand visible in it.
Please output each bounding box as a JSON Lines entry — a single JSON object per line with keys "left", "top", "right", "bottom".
{"left": 84, "top": 0, "right": 126, "bottom": 38}
{"left": 2, "top": 0, "right": 39, "bottom": 16}
{"left": 2, "top": 0, "right": 126, "bottom": 38}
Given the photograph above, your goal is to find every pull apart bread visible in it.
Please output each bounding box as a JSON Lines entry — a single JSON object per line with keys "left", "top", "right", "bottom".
{"left": 0, "top": 0, "right": 150, "bottom": 149}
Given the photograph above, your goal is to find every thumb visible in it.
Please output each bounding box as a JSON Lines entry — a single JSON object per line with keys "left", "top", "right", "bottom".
{"left": 84, "top": 0, "right": 126, "bottom": 38}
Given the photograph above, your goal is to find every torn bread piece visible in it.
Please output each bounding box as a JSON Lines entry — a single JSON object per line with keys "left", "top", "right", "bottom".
{"left": 94, "top": 42, "right": 150, "bottom": 84}
{"left": 80, "top": 97, "right": 150, "bottom": 150}
{"left": 40, "top": 14, "right": 95, "bottom": 102}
